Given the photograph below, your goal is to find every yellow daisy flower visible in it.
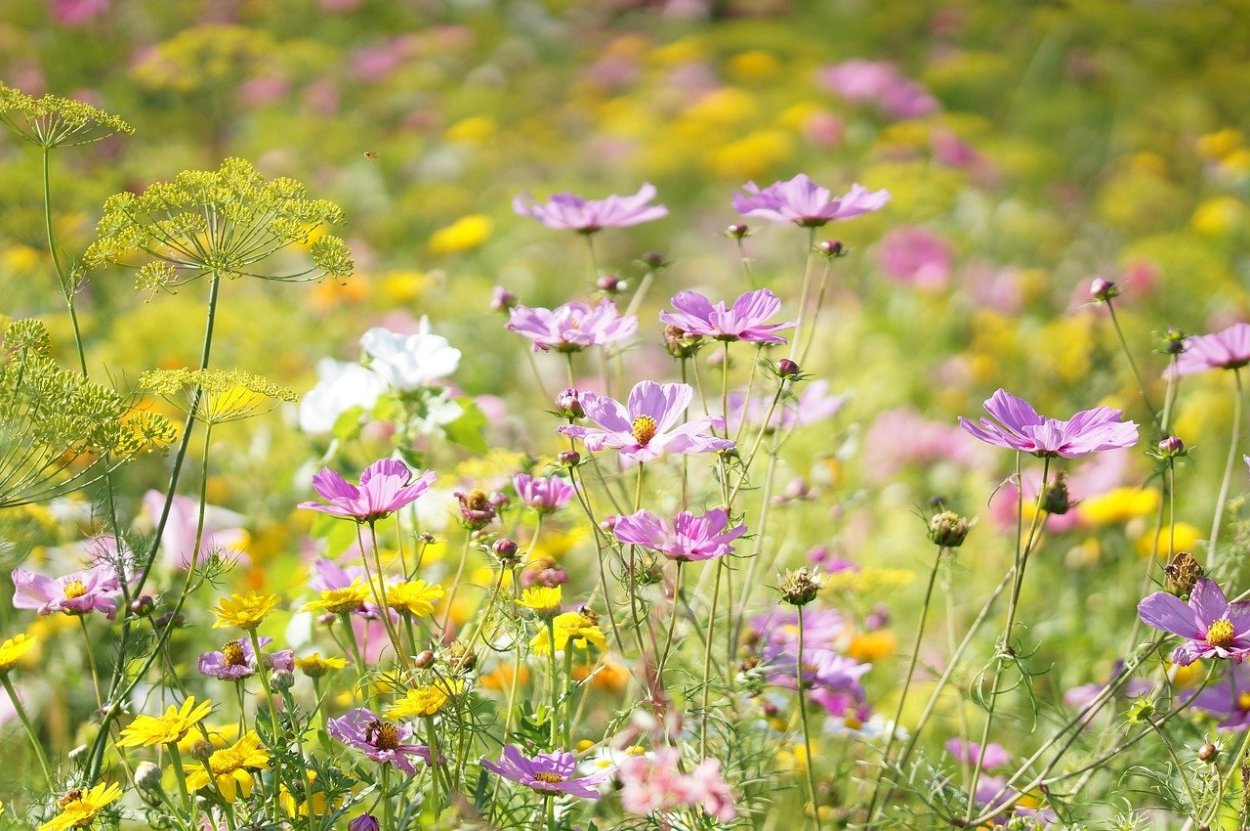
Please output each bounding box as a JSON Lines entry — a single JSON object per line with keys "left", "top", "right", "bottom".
{"left": 211, "top": 592, "right": 280, "bottom": 630}
{"left": 185, "top": 731, "right": 270, "bottom": 803}
{"left": 518, "top": 586, "right": 563, "bottom": 618}
{"left": 385, "top": 679, "right": 466, "bottom": 718}
{"left": 0, "top": 633, "right": 36, "bottom": 673}
{"left": 531, "top": 610, "right": 606, "bottom": 656}
{"left": 116, "top": 696, "right": 213, "bottom": 747}
{"left": 384, "top": 580, "right": 445, "bottom": 618}
{"left": 295, "top": 653, "right": 347, "bottom": 679}
{"left": 279, "top": 770, "right": 342, "bottom": 817}
{"left": 301, "top": 583, "right": 368, "bottom": 615}
{"left": 38, "top": 782, "right": 123, "bottom": 831}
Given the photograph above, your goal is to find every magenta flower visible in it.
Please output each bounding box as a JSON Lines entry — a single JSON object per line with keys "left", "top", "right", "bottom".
{"left": 619, "top": 748, "right": 736, "bottom": 822}
{"left": 12, "top": 564, "right": 120, "bottom": 618}
{"left": 945, "top": 739, "right": 1011, "bottom": 770}
{"left": 482, "top": 746, "right": 608, "bottom": 799}
{"left": 513, "top": 184, "right": 667, "bottom": 233}
{"left": 506, "top": 300, "right": 637, "bottom": 353}
{"left": 558, "top": 381, "right": 733, "bottom": 465}
{"left": 1139, "top": 578, "right": 1250, "bottom": 665}
{"left": 1192, "top": 665, "right": 1250, "bottom": 730}
{"left": 198, "top": 636, "right": 294, "bottom": 681}
{"left": 513, "top": 473, "right": 575, "bottom": 515}
{"left": 300, "top": 458, "right": 435, "bottom": 523}
{"left": 958, "top": 389, "right": 1138, "bottom": 458}
{"left": 612, "top": 508, "right": 747, "bottom": 562}
{"left": 733, "top": 174, "right": 890, "bottom": 227}
{"left": 328, "top": 708, "right": 430, "bottom": 776}
{"left": 1167, "top": 323, "right": 1250, "bottom": 377}
{"left": 659, "top": 289, "right": 795, "bottom": 344}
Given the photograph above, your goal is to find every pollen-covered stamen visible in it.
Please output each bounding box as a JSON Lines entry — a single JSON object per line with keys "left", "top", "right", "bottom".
{"left": 366, "top": 719, "right": 402, "bottom": 751}
{"left": 222, "top": 640, "right": 248, "bottom": 667}
{"left": 534, "top": 772, "right": 565, "bottom": 784}
{"left": 631, "top": 416, "right": 657, "bottom": 446}
{"left": 1207, "top": 618, "right": 1236, "bottom": 649}
{"left": 62, "top": 579, "right": 87, "bottom": 600}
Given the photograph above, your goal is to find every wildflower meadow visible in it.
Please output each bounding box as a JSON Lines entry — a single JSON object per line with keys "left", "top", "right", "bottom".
{"left": 4, "top": 1, "right": 1250, "bottom": 829}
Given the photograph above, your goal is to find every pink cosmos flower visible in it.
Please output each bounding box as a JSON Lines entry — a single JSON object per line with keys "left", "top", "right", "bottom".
{"left": 876, "top": 227, "right": 953, "bottom": 290}
{"left": 1167, "top": 323, "right": 1250, "bottom": 377}
{"left": 11, "top": 564, "right": 120, "bottom": 618}
{"left": 733, "top": 174, "right": 890, "bottom": 227}
{"left": 198, "top": 636, "right": 294, "bottom": 681}
{"left": 1139, "top": 578, "right": 1250, "bottom": 666}
{"left": 958, "top": 389, "right": 1139, "bottom": 458}
{"left": 513, "top": 184, "right": 667, "bottom": 233}
{"left": 300, "top": 458, "right": 436, "bottom": 523}
{"left": 482, "top": 746, "right": 608, "bottom": 799}
{"left": 506, "top": 300, "right": 637, "bottom": 353}
{"left": 328, "top": 708, "right": 429, "bottom": 775}
{"left": 619, "top": 748, "right": 735, "bottom": 822}
{"left": 513, "top": 473, "right": 575, "bottom": 515}
{"left": 817, "top": 59, "right": 941, "bottom": 120}
{"left": 611, "top": 508, "right": 746, "bottom": 562}
{"left": 143, "top": 490, "right": 248, "bottom": 571}
{"left": 558, "top": 381, "right": 733, "bottom": 465}
{"left": 659, "top": 289, "right": 795, "bottom": 344}
{"left": 1192, "top": 664, "right": 1250, "bottom": 730}
{"left": 945, "top": 739, "right": 1011, "bottom": 770}
{"left": 728, "top": 379, "right": 845, "bottom": 434}
{"left": 50, "top": 0, "right": 110, "bottom": 26}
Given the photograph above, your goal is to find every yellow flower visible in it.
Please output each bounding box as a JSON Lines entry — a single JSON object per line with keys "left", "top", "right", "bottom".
{"left": 176, "top": 722, "right": 238, "bottom": 755}
{"left": 385, "top": 679, "right": 466, "bottom": 718}
{"left": 295, "top": 653, "right": 347, "bottom": 678}
{"left": 185, "top": 731, "right": 270, "bottom": 803}
{"left": 116, "top": 696, "right": 213, "bottom": 747}
{"left": 0, "top": 633, "right": 36, "bottom": 673}
{"left": 1136, "top": 522, "right": 1202, "bottom": 559}
{"left": 211, "top": 592, "right": 280, "bottom": 630}
{"left": 519, "top": 586, "right": 563, "bottom": 618}
{"left": 279, "top": 770, "right": 341, "bottom": 817}
{"left": 848, "top": 630, "right": 897, "bottom": 662}
{"left": 428, "top": 214, "right": 493, "bottom": 255}
{"left": 38, "top": 782, "right": 123, "bottom": 831}
{"left": 531, "top": 610, "right": 606, "bottom": 656}
{"left": 384, "top": 580, "right": 445, "bottom": 618}
{"left": 302, "top": 583, "right": 368, "bottom": 615}
{"left": 1076, "top": 488, "right": 1161, "bottom": 525}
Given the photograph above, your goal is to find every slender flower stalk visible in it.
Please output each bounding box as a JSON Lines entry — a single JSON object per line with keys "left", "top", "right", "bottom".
{"left": 796, "top": 605, "right": 822, "bottom": 830}
{"left": 1209, "top": 368, "right": 1243, "bottom": 568}
{"left": 0, "top": 671, "right": 54, "bottom": 789}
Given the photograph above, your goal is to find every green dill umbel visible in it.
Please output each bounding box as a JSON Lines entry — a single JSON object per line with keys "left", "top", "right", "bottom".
{"left": 85, "top": 157, "right": 354, "bottom": 294}
{"left": 0, "top": 82, "right": 134, "bottom": 148}
{"left": 0, "top": 319, "right": 174, "bottom": 508}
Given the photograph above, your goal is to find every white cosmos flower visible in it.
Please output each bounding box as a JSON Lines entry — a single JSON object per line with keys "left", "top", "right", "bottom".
{"left": 299, "top": 358, "right": 386, "bottom": 434}
{"left": 360, "top": 318, "right": 461, "bottom": 391}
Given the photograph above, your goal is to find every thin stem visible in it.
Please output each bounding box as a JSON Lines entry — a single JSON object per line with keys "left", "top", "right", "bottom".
{"left": 658, "top": 560, "right": 684, "bottom": 680}
{"left": 0, "top": 672, "right": 55, "bottom": 789}
{"left": 1208, "top": 367, "right": 1243, "bottom": 570}
{"left": 79, "top": 617, "right": 103, "bottom": 708}
{"left": 439, "top": 533, "right": 473, "bottom": 637}
{"left": 41, "top": 146, "right": 87, "bottom": 375}
{"left": 797, "top": 605, "right": 822, "bottom": 830}
{"left": 1104, "top": 298, "right": 1157, "bottom": 418}
{"left": 787, "top": 227, "right": 817, "bottom": 362}
{"left": 699, "top": 557, "right": 724, "bottom": 759}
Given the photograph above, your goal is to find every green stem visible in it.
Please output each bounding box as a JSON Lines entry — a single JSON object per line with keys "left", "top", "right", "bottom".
{"left": 699, "top": 558, "right": 724, "bottom": 758}
{"left": 1209, "top": 367, "right": 1243, "bottom": 570}
{"left": 0, "top": 672, "right": 55, "bottom": 789}
{"left": 797, "top": 605, "right": 822, "bottom": 830}
{"left": 787, "top": 227, "right": 818, "bottom": 363}
{"left": 248, "top": 629, "right": 281, "bottom": 740}
{"left": 41, "top": 146, "right": 88, "bottom": 375}
{"left": 1105, "top": 298, "right": 1157, "bottom": 419}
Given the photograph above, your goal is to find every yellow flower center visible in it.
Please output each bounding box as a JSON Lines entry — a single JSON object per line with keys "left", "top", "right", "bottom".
{"left": 222, "top": 641, "right": 247, "bottom": 667}
{"left": 1208, "top": 618, "right": 1236, "bottom": 648}
{"left": 631, "top": 415, "right": 657, "bottom": 445}
{"left": 367, "top": 720, "right": 401, "bottom": 751}
{"left": 534, "top": 772, "right": 565, "bottom": 784}
{"left": 1238, "top": 692, "right": 1250, "bottom": 712}
{"left": 62, "top": 580, "right": 87, "bottom": 600}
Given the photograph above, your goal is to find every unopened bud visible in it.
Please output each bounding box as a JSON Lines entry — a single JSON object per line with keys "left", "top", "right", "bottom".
{"left": 129, "top": 595, "right": 155, "bottom": 618}
{"left": 490, "top": 286, "right": 517, "bottom": 313}
{"left": 492, "top": 538, "right": 520, "bottom": 563}
{"left": 1089, "top": 277, "right": 1119, "bottom": 302}
{"left": 1158, "top": 435, "right": 1184, "bottom": 457}
{"left": 596, "top": 274, "right": 626, "bottom": 294}
{"left": 726, "top": 223, "right": 750, "bottom": 239}
{"left": 134, "top": 761, "right": 163, "bottom": 790}
{"left": 639, "top": 251, "right": 669, "bottom": 269}
{"left": 189, "top": 739, "right": 214, "bottom": 761}
{"left": 1199, "top": 743, "right": 1218, "bottom": 763}
{"left": 414, "top": 649, "right": 436, "bottom": 669}
{"left": 777, "top": 358, "right": 800, "bottom": 378}
{"left": 348, "top": 814, "right": 381, "bottom": 831}
{"left": 1164, "top": 327, "right": 1186, "bottom": 355}
{"left": 928, "top": 511, "right": 972, "bottom": 548}
{"left": 558, "top": 450, "right": 580, "bottom": 467}
{"left": 1041, "top": 472, "right": 1071, "bottom": 515}
{"left": 270, "top": 669, "right": 295, "bottom": 691}
{"left": 817, "top": 239, "right": 845, "bottom": 258}
{"left": 778, "top": 567, "right": 823, "bottom": 607}
{"left": 556, "top": 388, "right": 584, "bottom": 419}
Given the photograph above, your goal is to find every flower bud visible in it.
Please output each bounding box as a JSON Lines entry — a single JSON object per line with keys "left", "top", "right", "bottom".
{"left": 456, "top": 489, "right": 497, "bottom": 529}
{"left": 596, "top": 274, "right": 626, "bottom": 294}
{"left": 129, "top": 595, "right": 155, "bottom": 618}
{"left": 270, "top": 669, "right": 295, "bottom": 691}
{"left": 1041, "top": 472, "right": 1071, "bottom": 515}
{"left": 1198, "top": 742, "right": 1218, "bottom": 763}
{"left": 1089, "top": 277, "right": 1119, "bottom": 302}
{"left": 778, "top": 567, "right": 823, "bottom": 607}
{"left": 1164, "top": 327, "right": 1186, "bottom": 355}
{"left": 663, "top": 324, "right": 702, "bottom": 359}
{"left": 777, "top": 358, "right": 800, "bottom": 378}
{"left": 446, "top": 641, "right": 477, "bottom": 673}
{"left": 414, "top": 649, "right": 436, "bottom": 669}
{"left": 349, "top": 814, "right": 381, "bottom": 831}
{"left": 639, "top": 251, "right": 669, "bottom": 269}
{"left": 134, "top": 761, "right": 164, "bottom": 790}
{"left": 492, "top": 538, "right": 520, "bottom": 564}
{"left": 189, "top": 739, "right": 214, "bottom": 761}
{"left": 1158, "top": 434, "right": 1184, "bottom": 457}
{"left": 558, "top": 450, "right": 580, "bottom": 468}
{"left": 488, "top": 490, "right": 510, "bottom": 510}
{"left": 556, "top": 388, "right": 584, "bottom": 419}
{"left": 490, "top": 286, "right": 517, "bottom": 313}
{"left": 317, "top": 612, "right": 337, "bottom": 627}
{"left": 817, "top": 239, "right": 845, "bottom": 258}
{"left": 153, "top": 610, "right": 185, "bottom": 629}
{"left": 725, "top": 223, "right": 751, "bottom": 239}
{"left": 928, "top": 511, "right": 972, "bottom": 548}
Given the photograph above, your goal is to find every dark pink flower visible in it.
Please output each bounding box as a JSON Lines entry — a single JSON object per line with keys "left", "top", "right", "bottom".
{"left": 513, "top": 184, "right": 667, "bottom": 233}
{"left": 328, "top": 708, "right": 429, "bottom": 775}
{"left": 513, "top": 473, "right": 575, "bottom": 514}
{"left": 506, "top": 300, "right": 637, "bottom": 353}
{"left": 1167, "top": 323, "right": 1250, "bottom": 377}
{"left": 198, "top": 636, "right": 293, "bottom": 681}
{"left": 1139, "top": 578, "right": 1250, "bottom": 665}
{"left": 482, "top": 746, "right": 607, "bottom": 799}
{"left": 12, "top": 564, "right": 120, "bottom": 618}
{"left": 300, "top": 458, "right": 435, "bottom": 523}
{"left": 958, "top": 389, "right": 1138, "bottom": 458}
{"left": 612, "top": 508, "right": 746, "bottom": 562}
{"left": 660, "top": 289, "right": 795, "bottom": 344}
{"left": 733, "top": 174, "right": 890, "bottom": 227}
{"left": 558, "top": 381, "right": 733, "bottom": 465}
